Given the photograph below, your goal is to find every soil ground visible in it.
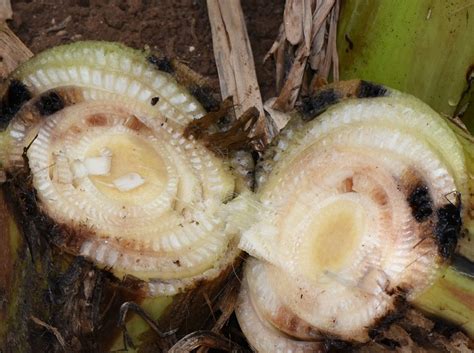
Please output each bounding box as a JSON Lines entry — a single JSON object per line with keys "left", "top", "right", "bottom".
{"left": 10, "top": 0, "right": 284, "bottom": 100}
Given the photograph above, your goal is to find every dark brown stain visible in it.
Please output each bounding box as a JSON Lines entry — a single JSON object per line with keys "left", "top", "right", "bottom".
{"left": 300, "top": 88, "right": 341, "bottom": 121}
{"left": 184, "top": 97, "right": 261, "bottom": 155}
{"left": 357, "top": 81, "right": 388, "bottom": 98}
{"left": 0, "top": 80, "right": 32, "bottom": 130}
{"left": 35, "top": 91, "right": 65, "bottom": 116}
{"left": 124, "top": 115, "right": 147, "bottom": 131}
{"left": 344, "top": 34, "right": 354, "bottom": 52}
{"left": 465, "top": 64, "right": 474, "bottom": 82}
{"left": 183, "top": 96, "right": 233, "bottom": 140}
{"left": 407, "top": 184, "right": 433, "bottom": 222}
{"left": 86, "top": 114, "right": 108, "bottom": 127}
{"left": 70, "top": 125, "right": 82, "bottom": 135}
{"left": 1, "top": 86, "right": 85, "bottom": 153}
{"left": 150, "top": 96, "right": 160, "bottom": 106}
{"left": 434, "top": 196, "right": 462, "bottom": 259}
{"left": 371, "top": 187, "right": 389, "bottom": 207}
{"left": 342, "top": 177, "right": 354, "bottom": 192}
{"left": 298, "top": 80, "right": 386, "bottom": 122}
{"left": 369, "top": 295, "right": 408, "bottom": 339}
{"left": 187, "top": 84, "right": 220, "bottom": 112}
{"left": 147, "top": 54, "right": 174, "bottom": 74}
{"left": 399, "top": 169, "right": 460, "bottom": 259}
{"left": 270, "top": 306, "right": 321, "bottom": 340}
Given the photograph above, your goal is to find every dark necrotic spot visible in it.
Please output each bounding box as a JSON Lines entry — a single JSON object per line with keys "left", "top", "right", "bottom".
{"left": 407, "top": 184, "right": 433, "bottom": 222}
{"left": 300, "top": 88, "right": 340, "bottom": 121}
{"left": 188, "top": 84, "right": 220, "bottom": 112}
{"left": 150, "top": 96, "right": 160, "bottom": 106}
{"left": 377, "top": 338, "right": 401, "bottom": 350}
{"left": 147, "top": 54, "right": 174, "bottom": 74}
{"left": 35, "top": 91, "right": 65, "bottom": 116}
{"left": 323, "top": 339, "right": 351, "bottom": 352}
{"left": 357, "top": 80, "right": 388, "bottom": 98}
{"left": 344, "top": 34, "right": 354, "bottom": 51}
{"left": 87, "top": 114, "right": 107, "bottom": 127}
{"left": 0, "top": 80, "right": 32, "bottom": 130}
{"left": 435, "top": 202, "right": 462, "bottom": 259}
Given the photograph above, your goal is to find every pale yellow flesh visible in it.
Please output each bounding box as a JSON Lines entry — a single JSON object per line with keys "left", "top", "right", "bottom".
{"left": 306, "top": 200, "right": 366, "bottom": 277}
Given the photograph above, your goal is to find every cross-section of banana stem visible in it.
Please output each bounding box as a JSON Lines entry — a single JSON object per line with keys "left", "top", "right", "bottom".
{"left": 337, "top": 0, "right": 474, "bottom": 133}
{"left": 237, "top": 81, "right": 474, "bottom": 352}
{"left": 0, "top": 40, "right": 255, "bottom": 352}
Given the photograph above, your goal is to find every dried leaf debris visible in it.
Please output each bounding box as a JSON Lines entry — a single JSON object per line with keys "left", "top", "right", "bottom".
{"left": 266, "top": 0, "right": 340, "bottom": 130}
{"left": 207, "top": 0, "right": 271, "bottom": 148}
{"left": 0, "top": 0, "right": 32, "bottom": 79}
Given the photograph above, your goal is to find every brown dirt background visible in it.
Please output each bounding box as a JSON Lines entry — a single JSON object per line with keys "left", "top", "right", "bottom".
{"left": 10, "top": 0, "right": 284, "bottom": 100}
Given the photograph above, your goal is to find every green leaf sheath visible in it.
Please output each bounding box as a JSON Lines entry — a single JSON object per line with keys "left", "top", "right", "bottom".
{"left": 338, "top": 0, "right": 474, "bottom": 129}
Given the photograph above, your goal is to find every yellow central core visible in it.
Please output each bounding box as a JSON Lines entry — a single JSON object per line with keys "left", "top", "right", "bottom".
{"left": 87, "top": 133, "right": 168, "bottom": 205}
{"left": 303, "top": 199, "right": 367, "bottom": 276}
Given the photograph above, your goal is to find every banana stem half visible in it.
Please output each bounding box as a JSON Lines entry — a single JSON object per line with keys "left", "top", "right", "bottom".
{"left": 0, "top": 41, "right": 253, "bottom": 352}
{"left": 237, "top": 81, "right": 474, "bottom": 352}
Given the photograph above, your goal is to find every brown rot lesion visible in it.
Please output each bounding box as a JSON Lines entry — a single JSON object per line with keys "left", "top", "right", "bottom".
{"left": 35, "top": 91, "right": 65, "bottom": 116}
{"left": 298, "top": 80, "right": 390, "bottom": 122}
{"left": 434, "top": 193, "right": 462, "bottom": 259}
{"left": 0, "top": 79, "right": 32, "bottom": 130}
{"left": 184, "top": 96, "right": 264, "bottom": 155}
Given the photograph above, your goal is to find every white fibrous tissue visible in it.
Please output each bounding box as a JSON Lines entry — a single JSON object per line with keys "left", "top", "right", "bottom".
{"left": 113, "top": 172, "right": 145, "bottom": 191}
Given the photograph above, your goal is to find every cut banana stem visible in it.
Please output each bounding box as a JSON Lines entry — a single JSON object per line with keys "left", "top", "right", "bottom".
{"left": 237, "top": 81, "right": 474, "bottom": 351}
{"left": 1, "top": 40, "right": 246, "bottom": 294}
{"left": 0, "top": 41, "right": 253, "bottom": 351}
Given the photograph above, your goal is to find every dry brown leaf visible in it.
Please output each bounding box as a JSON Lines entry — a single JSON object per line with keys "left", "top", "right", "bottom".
{"left": 311, "top": 0, "right": 336, "bottom": 39}
{"left": 264, "top": 97, "right": 292, "bottom": 131}
{"left": 264, "top": 24, "right": 287, "bottom": 93}
{"left": 266, "top": 0, "right": 339, "bottom": 118}
{"left": 0, "top": 0, "right": 12, "bottom": 21}
{"left": 309, "top": 10, "right": 327, "bottom": 71}
{"left": 274, "top": 37, "right": 287, "bottom": 93}
{"left": 0, "top": 1, "right": 32, "bottom": 79}
{"left": 264, "top": 24, "right": 285, "bottom": 62}
{"left": 272, "top": 0, "right": 313, "bottom": 112}
{"left": 321, "top": 4, "right": 338, "bottom": 78}
{"left": 0, "top": 23, "right": 33, "bottom": 79}
{"left": 207, "top": 0, "right": 269, "bottom": 145}
{"left": 284, "top": 0, "right": 304, "bottom": 45}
